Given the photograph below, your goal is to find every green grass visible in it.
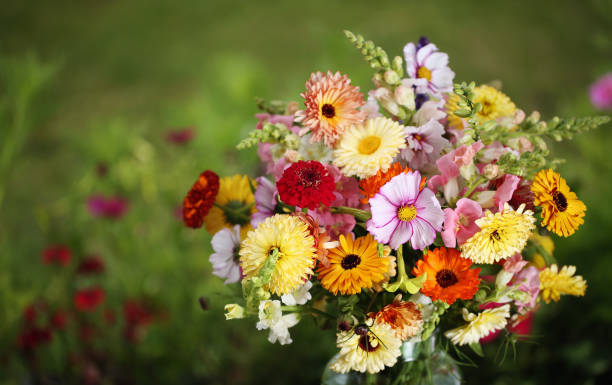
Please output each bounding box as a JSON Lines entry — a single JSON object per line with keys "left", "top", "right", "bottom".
{"left": 0, "top": 0, "right": 611, "bottom": 383}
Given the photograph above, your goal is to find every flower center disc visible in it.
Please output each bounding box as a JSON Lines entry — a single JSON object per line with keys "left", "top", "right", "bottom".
{"left": 552, "top": 190, "right": 568, "bottom": 212}
{"left": 357, "top": 135, "right": 382, "bottom": 155}
{"left": 358, "top": 335, "right": 380, "bottom": 352}
{"left": 340, "top": 254, "right": 361, "bottom": 270}
{"left": 417, "top": 66, "right": 432, "bottom": 81}
{"left": 435, "top": 269, "right": 459, "bottom": 288}
{"left": 397, "top": 205, "right": 417, "bottom": 222}
{"left": 321, "top": 103, "right": 336, "bottom": 119}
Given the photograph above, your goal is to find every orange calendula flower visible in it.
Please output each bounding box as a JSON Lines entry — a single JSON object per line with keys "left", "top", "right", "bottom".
{"left": 295, "top": 71, "right": 366, "bottom": 146}
{"left": 359, "top": 163, "right": 426, "bottom": 204}
{"left": 412, "top": 247, "right": 481, "bottom": 305}
{"left": 531, "top": 169, "right": 586, "bottom": 237}
{"left": 183, "top": 170, "right": 220, "bottom": 228}
{"left": 371, "top": 295, "right": 423, "bottom": 341}
{"left": 318, "top": 234, "right": 392, "bottom": 295}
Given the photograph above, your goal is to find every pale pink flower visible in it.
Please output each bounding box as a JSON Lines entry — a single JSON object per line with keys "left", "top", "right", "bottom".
{"left": 367, "top": 171, "right": 444, "bottom": 250}
{"left": 401, "top": 119, "right": 450, "bottom": 169}
{"left": 502, "top": 254, "right": 528, "bottom": 275}
{"left": 251, "top": 177, "right": 278, "bottom": 228}
{"left": 309, "top": 210, "right": 355, "bottom": 240}
{"left": 403, "top": 41, "right": 455, "bottom": 97}
{"left": 493, "top": 174, "right": 520, "bottom": 212}
{"left": 441, "top": 198, "right": 483, "bottom": 248}
{"left": 514, "top": 267, "right": 540, "bottom": 312}
{"left": 452, "top": 141, "right": 483, "bottom": 167}
{"left": 427, "top": 152, "right": 460, "bottom": 203}
{"left": 413, "top": 99, "right": 446, "bottom": 126}
{"left": 210, "top": 225, "right": 242, "bottom": 284}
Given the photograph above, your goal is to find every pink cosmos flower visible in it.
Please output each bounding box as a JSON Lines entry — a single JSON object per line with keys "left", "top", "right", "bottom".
{"left": 251, "top": 176, "right": 278, "bottom": 228}
{"left": 590, "top": 73, "right": 612, "bottom": 110}
{"left": 404, "top": 39, "right": 455, "bottom": 97}
{"left": 441, "top": 198, "right": 483, "bottom": 248}
{"left": 87, "top": 195, "right": 129, "bottom": 219}
{"left": 367, "top": 171, "right": 444, "bottom": 250}
{"left": 401, "top": 119, "right": 450, "bottom": 169}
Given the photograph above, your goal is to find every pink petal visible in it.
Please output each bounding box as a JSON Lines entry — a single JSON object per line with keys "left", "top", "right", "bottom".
{"left": 379, "top": 172, "right": 421, "bottom": 205}
{"left": 409, "top": 217, "right": 437, "bottom": 250}
{"left": 388, "top": 221, "right": 413, "bottom": 250}
{"left": 414, "top": 189, "right": 444, "bottom": 231}
{"left": 442, "top": 208, "right": 459, "bottom": 248}
{"left": 494, "top": 174, "right": 520, "bottom": 212}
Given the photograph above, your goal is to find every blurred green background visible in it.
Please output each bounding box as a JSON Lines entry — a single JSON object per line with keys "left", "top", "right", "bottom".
{"left": 1, "top": 0, "right": 611, "bottom": 384}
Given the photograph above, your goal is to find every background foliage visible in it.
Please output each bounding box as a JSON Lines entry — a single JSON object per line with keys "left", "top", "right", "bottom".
{"left": 1, "top": 0, "right": 611, "bottom": 384}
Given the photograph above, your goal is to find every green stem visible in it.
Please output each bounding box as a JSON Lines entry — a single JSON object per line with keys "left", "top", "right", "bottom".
{"left": 463, "top": 176, "right": 487, "bottom": 199}
{"left": 330, "top": 206, "right": 371, "bottom": 222}
{"left": 281, "top": 305, "right": 336, "bottom": 320}
{"left": 396, "top": 245, "right": 406, "bottom": 278}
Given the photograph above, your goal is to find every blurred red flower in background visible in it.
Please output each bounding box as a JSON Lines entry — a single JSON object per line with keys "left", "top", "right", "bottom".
{"left": 42, "top": 245, "right": 72, "bottom": 266}
{"left": 74, "top": 287, "right": 106, "bottom": 312}
{"left": 87, "top": 195, "right": 129, "bottom": 219}
{"left": 165, "top": 127, "right": 195, "bottom": 145}
{"left": 77, "top": 256, "right": 106, "bottom": 275}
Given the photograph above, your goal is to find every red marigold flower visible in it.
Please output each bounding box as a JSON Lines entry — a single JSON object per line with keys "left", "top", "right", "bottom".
{"left": 277, "top": 160, "right": 336, "bottom": 210}
{"left": 42, "top": 245, "right": 72, "bottom": 266}
{"left": 74, "top": 287, "right": 106, "bottom": 312}
{"left": 183, "top": 170, "right": 220, "bottom": 228}
{"left": 77, "top": 256, "right": 105, "bottom": 275}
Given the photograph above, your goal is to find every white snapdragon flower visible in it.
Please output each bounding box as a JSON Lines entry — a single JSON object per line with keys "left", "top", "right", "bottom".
{"left": 256, "top": 300, "right": 300, "bottom": 345}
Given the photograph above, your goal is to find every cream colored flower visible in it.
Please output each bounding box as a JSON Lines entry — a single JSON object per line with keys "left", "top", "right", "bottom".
{"left": 444, "top": 305, "right": 510, "bottom": 346}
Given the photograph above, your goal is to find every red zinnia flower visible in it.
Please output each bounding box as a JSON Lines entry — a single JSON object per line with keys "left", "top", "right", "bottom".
{"left": 277, "top": 160, "right": 336, "bottom": 210}
{"left": 74, "top": 287, "right": 106, "bottom": 312}
{"left": 42, "top": 245, "right": 72, "bottom": 266}
{"left": 77, "top": 256, "right": 105, "bottom": 275}
{"left": 183, "top": 170, "right": 220, "bottom": 228}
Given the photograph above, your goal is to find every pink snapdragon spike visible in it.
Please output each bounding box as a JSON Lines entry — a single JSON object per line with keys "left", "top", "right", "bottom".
{"left": 251, "top": 176, "right": 278, "bottom": 228}
{"left": 403, "top": 37, "right": 455, "bottom": 97}
{"left": 326, "top": 164, "right": 362, "bottom": 208}
{"left": 401, "top": 119, "right": 450, "bottom": 169}
{"left": 513, "top": 266, "right": 540, "bottom": 312}
{"left": 493, "top": 174, "right": 520, "bottom": 212}
{"left": 441, "top": 198, "right": 483, "bottom": 248}
{"left": 309, "top": 210, "right": 355, "bottom": 240}
{"left": 589, "top": 73, "right": 612, "bottom": 110}
{"left": 502, "top": 253, "right": 528, "bottom": 275}
{"left": 452, "top": 141, "right": 483, "bottom": 167}
{"left": 428, "top": 152, "right": 459, "bottom": 203}
{"left": 367, "top": 171, "right": 444, "bottom": 250}
{"left": 255, "top": 113, "right": 299, "bottom": 133}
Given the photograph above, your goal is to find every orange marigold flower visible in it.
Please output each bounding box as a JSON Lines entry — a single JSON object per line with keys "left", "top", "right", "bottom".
{"left": 531, "top": 169, "right": 586, "bottom": 237}
{"left": 183, "top": 170, "right": 220, "bottom": 228}
{"left": 359, "top": 163, "right": 426, "bottom": 204}
{"left": 371, "top": 294, "right": 423, "bottom": 341}
{"left": 295, "top": 71, "right": 366, "bottom": 146}
{"left": 412, "top": 247, "right": 481, "bottom": 305}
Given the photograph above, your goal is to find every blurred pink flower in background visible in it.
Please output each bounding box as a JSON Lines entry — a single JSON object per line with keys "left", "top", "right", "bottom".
{"left": 590, "top": 73, "right": 612, "bottom": 110}
{"left": 87, "top": 195, "right": 129, "bottom": 219}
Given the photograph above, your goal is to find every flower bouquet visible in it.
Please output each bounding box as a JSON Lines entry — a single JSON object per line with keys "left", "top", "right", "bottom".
{"left": 182, "top": 31, "right": 609, "bottom": 383}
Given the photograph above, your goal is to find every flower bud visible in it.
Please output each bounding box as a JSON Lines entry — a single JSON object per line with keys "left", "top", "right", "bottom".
{"left": 483, "top": 164, "right": 500, "bottom": 180}
{"left": 384, "top": 70, "right": 401, "bottom": 86}
{"left": 224, "top": 304, "right": 246, "bottom": 320}
{"left": 394, "top": 84, "right": 416, "bottom": 110}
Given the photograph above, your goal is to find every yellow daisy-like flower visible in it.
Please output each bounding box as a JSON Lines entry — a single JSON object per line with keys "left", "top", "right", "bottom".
{"left": 444, "top": 305, "right": 510, "bottom": 346}
{"left": 539, "top": 264, "right": 586, "bottom": 303}
{"left": 204, "top": 175, "right": 255, "bottom": 237}
{"left": 461, "top": 203, "right": 535, "bottom": 264}
{"left": 531, "top": 169, "right": 586, "bottom": 237}
{"left": 333, "top": 117, "right": 407, "bottom": 179}
{"left": 239, "top": 214, "right": 316, "bottom": 296}
{"left": 317, "top": 234, "right": 393, "bottom": 295}
{"left": 445, "top": 85, "right": 516, "bottom": 129}
{"left": 330, "top": 320, "right": 402, "bottom": 374}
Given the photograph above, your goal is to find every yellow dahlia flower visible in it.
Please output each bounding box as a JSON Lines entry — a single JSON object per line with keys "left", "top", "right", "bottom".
{"left": 461, "top": 203, "right": 535, "bottom": 264}
{"left": 333, "top": 117, "right": 407, "bottom": 179}
{"left": 539, "top": 264, "right": 586, "bottom": 303}
{"left": 239, "top": 214, "right": 316, "bottom": 296}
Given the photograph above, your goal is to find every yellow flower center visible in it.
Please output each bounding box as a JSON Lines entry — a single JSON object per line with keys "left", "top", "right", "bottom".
{"left": 397, "top": 205, "right": 417, "bottom": 222}
{"left": 357, "top": 135, "right": 382, "bottom": 155}
{"left": 417, "top": 66, "right": 432, "bottom": 81}
{"left": 480, "top": 100, "right": 493, "bottom": 117}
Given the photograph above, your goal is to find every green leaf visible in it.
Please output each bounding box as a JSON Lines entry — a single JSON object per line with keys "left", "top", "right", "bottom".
{"left": 469, "top": 342, "right": 484, "bottom": 357}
